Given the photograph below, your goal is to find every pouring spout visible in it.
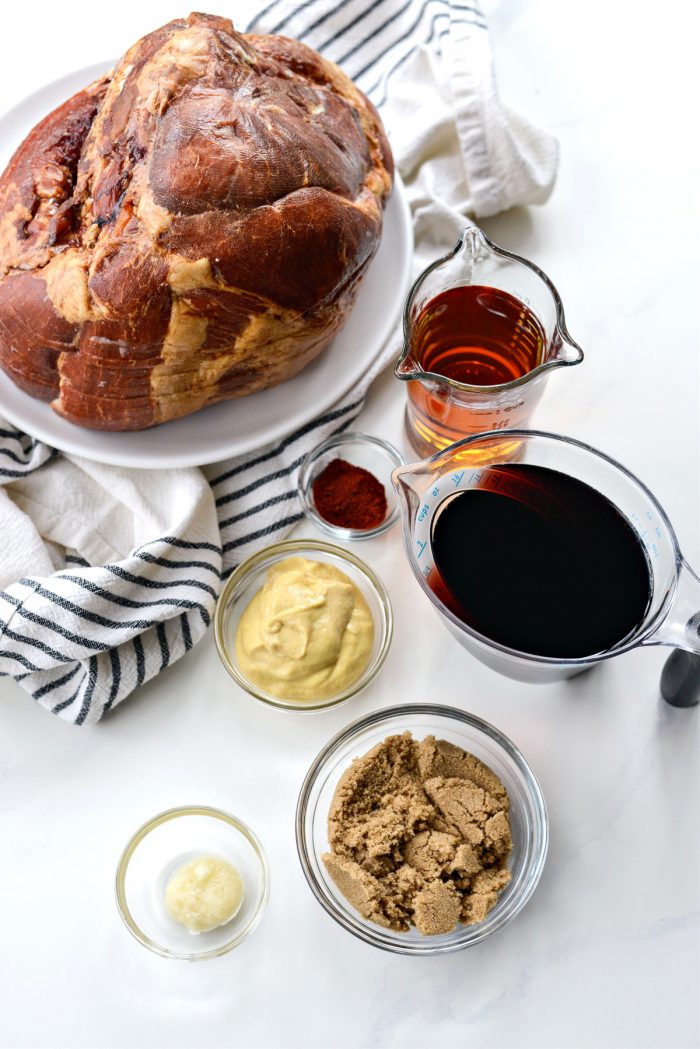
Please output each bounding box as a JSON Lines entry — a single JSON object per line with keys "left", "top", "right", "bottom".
{"left": 457, "top": 224, "right": 488, "bottom": 259}
{"left": 394, "top": 351, "right": 421, "bottom": 380}
{"left": 391, "top": 461, "right": 424, "bottom": 515}
{"left": 391, "top": 463, "right": 415, "bottom": 496}
{"left": 553, "top": 330, "right": 584, "bottom": 366}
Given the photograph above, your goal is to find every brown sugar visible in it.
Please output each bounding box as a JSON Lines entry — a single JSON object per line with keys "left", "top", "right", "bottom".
{"left": 322, "top": 732, "right": 512, "bottom": 935}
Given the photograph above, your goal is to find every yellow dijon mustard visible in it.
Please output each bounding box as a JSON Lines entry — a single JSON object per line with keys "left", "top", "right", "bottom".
{"left": 234, "top": 557, "right": 374, "bottom": 702}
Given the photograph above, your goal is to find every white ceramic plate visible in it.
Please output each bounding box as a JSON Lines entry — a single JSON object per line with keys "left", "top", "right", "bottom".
{"left": 0, "top": 63, "right": 413, "bottom": 468}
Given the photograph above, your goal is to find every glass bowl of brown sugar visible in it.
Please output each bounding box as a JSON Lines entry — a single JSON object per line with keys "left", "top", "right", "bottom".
{"left": 298, "top": 432, "right": 404, "bottom": 540}
{"left": 296, "top": 704, "right": 548, "bottom": 954}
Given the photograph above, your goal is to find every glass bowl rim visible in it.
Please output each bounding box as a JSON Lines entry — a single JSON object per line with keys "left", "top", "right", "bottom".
{"left": 115, "top": 804, "right": 270, "bottom": 960}
{"left": 297, "top": 430, "right": 405, "bottom": 540}
{"left": 214, "top": 538, "right": 394, "bottom": 712}
{"left": 295, "top": 702, "right": 549, "bottom": 955}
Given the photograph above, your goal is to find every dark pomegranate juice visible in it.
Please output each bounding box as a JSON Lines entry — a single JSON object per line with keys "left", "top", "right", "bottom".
{"left": 429, "top": 464, "right": 651, "bottom": 659}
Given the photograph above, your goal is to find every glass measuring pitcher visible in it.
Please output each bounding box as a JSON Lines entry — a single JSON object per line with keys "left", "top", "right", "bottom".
{"left": 395, "top": 228, "right": 584, "bottom": 460}
{"left": 392, "top": 430, "right": 700, "bottom": 702}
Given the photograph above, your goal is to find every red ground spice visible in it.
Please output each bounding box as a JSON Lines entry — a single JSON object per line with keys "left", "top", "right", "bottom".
{"left": 311, "top": 457, "right": 388, "bottom": 530}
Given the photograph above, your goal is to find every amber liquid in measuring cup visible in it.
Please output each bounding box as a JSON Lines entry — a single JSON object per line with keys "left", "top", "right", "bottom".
{"left": 406, "top": 286, "right": 546, "bottom": 455}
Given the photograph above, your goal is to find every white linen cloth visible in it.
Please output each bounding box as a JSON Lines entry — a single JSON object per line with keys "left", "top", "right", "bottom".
{"left": 0, "top": 0, "right": 558, "bottom": 724}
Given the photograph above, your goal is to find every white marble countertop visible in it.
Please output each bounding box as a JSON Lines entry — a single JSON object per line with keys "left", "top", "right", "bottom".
{"left": 1, "top": 2, "right": 698, "bottom": 1047}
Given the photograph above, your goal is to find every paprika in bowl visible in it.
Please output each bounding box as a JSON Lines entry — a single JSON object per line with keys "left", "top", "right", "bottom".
{"left": 298, "top": 433, "right": 404, "bottom": 540}
{"left": 214, "top": 539, "right": 393, "bottom": 712}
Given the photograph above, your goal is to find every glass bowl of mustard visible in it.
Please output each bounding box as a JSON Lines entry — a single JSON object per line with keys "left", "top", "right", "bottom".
{"left": 298, "top": 432, "right": 404, "bottom": 540}
{"left": 115, "top": 805, "right": 270, "bottom": 960}
{"left": 296, "top": 704, "right": 548, "bottom": 955}
{"left": 214, "top": 539, "right": 393, "bottom": 712}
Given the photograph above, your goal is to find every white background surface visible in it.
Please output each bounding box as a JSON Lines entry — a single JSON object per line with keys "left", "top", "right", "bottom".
{"left": 1, "top": 2, "right": 699, "bottom": 1048}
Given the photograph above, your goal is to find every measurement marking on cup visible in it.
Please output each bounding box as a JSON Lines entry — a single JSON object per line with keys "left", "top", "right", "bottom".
{"left": 416, "top": 540, "right": 427, "bottom": 559}
{"left": 452, "top": 471, "right": 465, "bottom": 487}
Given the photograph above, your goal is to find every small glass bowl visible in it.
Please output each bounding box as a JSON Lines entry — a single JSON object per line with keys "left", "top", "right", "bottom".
{"left": 115, "top": 806, "right": 270, "bottom": 960}
{"left": 296, "top": 704, "right": 548, "bottom": 955}
{"left": 214, "top": 538, "right": 393, "bottom": 712}
{"left": 297, "top": 432, "right": 405, "bottom": 540}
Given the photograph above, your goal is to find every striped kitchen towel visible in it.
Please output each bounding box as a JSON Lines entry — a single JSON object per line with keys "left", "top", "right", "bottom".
{"left": 0, "top": 0, "right": 558, "bottom": 724}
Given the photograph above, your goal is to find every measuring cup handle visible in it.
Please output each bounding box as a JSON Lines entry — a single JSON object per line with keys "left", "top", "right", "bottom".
{"left": 661, "top": 650, "right": 700, "bottom": 708}
{"left": 645, "top": 559, "right": 700, "bottom": 706}
{"left": 644, "top": 558, "right": 700, "bottom": 649}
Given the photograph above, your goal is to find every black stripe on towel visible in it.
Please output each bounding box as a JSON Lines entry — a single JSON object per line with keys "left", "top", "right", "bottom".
{"left": 307, "top": 0, "right": 387, "bottom": 49}
{"left": 215, "top": 411, "right": 358, "bottom": 510}
{"left": 32, "top": 663, "right": 81, "bottom": 700}
{"left": 267, "top": 0, "right": 327, "bottom": 34}
{"left": 365, "top": 6, "right": 451, "bottom": 100}
{"left": 368, "top": 11, "right": 486, "bottom": 106}
{"left": 136, "top": 537, "right": 222, "bottom": 554}
{"left": 214, "top": 453, "right": 309, "bottom": 508}
{"left": 156, "top": 622, "right": 170, "bottom": 671}
{"left": 6, "top": 601, "right": 114, "bottom": 653}
{"left": 351, "top": 0, "right": 484, "bottom": 82}
{"left": 135, "top": 552, "right": 221, "bottom": 577}
{"left": 104, "top": 565, "right": 218, "bottom": 601}
{"left": 181, "top": 613, "right": 193, "bottom": 652}
{"left": 222, "top": 512, "right": 304, "bottom": 555}
{"left": 218, "top": 490, "right": 297, "bottom": 531}
{"left": 75, "top": 656, "right": 98, "bottom": 725}
{"left": 103, "top": 648, "right": 122, "bottom": 715}
{"left": 16, "top": 580, "right": 171, "bottom": 634}
{"left": 134, "top": 635, "right": 146, "bottom": 688}
{"left": 1, "top": 620, "right": 78, "bottom": 663}
{"left": 52, "top": 674, "right": 85, "bottom": 715}
{"left": 64, "top": 554, "right": 91, "bottom": 567}
{"left": 321, "top": 0, "right": 411, "bottom": 62}
{"left": 336, "top": 0, "right": 485, "bottom": 87}
{"left": 334, "top": 0, "right": 415, "bottom": 66}
{"left": 0, "top": 444, "right": 36, "bottom": 464}
{"left": 0, "top": 464, "right": 45, "bottom": 479}
{"left": 0, "top": 648, "right": 41, "bottom": 672}
{"left": 60, "top": 573, "right": 210, "bottom": 620}
{"left": 246, "top": 0, "right": 289, "bottom": 31}
{"left": 208, "top": 397, "right": 362, "bottom": 488}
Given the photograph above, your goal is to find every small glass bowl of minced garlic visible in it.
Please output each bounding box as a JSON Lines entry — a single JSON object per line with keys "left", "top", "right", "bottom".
{"left": 116, "top": 806, "right": 269, "bottom": 960}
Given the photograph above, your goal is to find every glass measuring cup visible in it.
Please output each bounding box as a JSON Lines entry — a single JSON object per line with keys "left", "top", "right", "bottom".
{"left": 395, "top": 228, "right": 583, "bottom": 460}
{"left": 392, "top": 430, "right": 700, "bottom": 702}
